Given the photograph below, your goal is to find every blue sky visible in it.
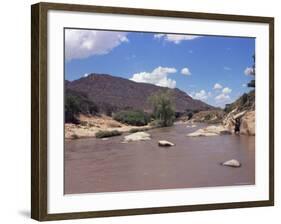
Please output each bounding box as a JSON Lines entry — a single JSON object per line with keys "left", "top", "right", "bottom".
{"left": 65, "top": 29, "right": 255, "bottom": 107}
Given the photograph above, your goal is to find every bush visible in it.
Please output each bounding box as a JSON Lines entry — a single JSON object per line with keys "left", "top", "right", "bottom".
{"left": 65, "top": 89, "right": 99, "bottom": 124}
{"left": 150, "top": 120, "right": 161, "bottom": 127}
{"left": 71, "top": 134, "right": 79, "bottom": 139}
{"left": 95, "top": 130, "right": 122, "bottom": 138}
{"left": 113, "top": 110, "right": 150, "bottom": 126}
{"left": 129, "top": 127, "right": 150, "bottom": 133}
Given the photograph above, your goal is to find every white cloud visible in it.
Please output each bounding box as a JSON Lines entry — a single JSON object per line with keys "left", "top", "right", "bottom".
{"left": 193, "top": 90, "right": 209, "bottom": 101}
{"left": 215, "top": 87, "right": 232, "bottom": 104}
{"left": 65, "top": 30, "right": 128, "bottom": 60}
{"left": 222, "top": 87, "right": 232, "bottom": 94}
{"left": 242, "top": 83, "right": 247, "bottom": 87}
{"left": 213, "top": 83, "right": 223, "bottom": 90}
{"left": 130, "top": 66, "right": 177, "bottom": 88}
{"left": 154, "top": 34, "right": 201, "bottom": 44}
{"left": 223, "top": 66, "right": 231, "bottom": 71}
{"left": 244, "top": 67, "right": 254, "bottom": 76}
{"left": 181, "top": 67, "right": 191, "bottom": 75}
{"left": 83, "top": 73, "right": 89, "bottom": 77}
{"left": 215, "top": 93, "right": 230, "bottom": 101}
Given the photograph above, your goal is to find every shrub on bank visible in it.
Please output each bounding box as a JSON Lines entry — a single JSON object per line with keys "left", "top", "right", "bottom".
{"left": 71, "top": 134, "right": 79, "bottom": 139}
{"left": 65, "top": 89, "right": 99, "bottom": 124}
{"left": 113, "top": 110, "right": 150, "bottom": 126}
{"left": 95, "top": 130, "right": 122, "bottom": 138}
{"left": 129, "top": 127, "right": 151, "bottom": 133}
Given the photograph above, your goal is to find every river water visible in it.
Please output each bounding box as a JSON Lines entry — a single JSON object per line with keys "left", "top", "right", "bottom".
{"left": 64, "top": 123, "right": 255, "bottom": 194}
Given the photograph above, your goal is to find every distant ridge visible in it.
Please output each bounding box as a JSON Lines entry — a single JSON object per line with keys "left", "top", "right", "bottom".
{"left": 66, "top": 73, "right": 214, "bottom": 113}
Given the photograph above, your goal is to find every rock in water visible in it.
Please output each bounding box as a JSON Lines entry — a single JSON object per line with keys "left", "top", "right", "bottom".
{"left": 187, "top": 131, "right": 218, "bottom": 137}
{"left": 222, "top": 159, "right": 241, "bottom": 167}
{"left": 122, "top": 132, "right": 151, "bottom": 143}
{"left": 187, "top": 125, "right": 231, "bottom": 137}
{"left": 101, "top": 138, "right": 109, "bottom": 141}
{"left": 158, "top": 140, "right": 175, "bottom": 147}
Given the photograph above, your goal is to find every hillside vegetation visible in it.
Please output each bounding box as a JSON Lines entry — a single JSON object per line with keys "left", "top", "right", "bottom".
{"left": 65, "top": 89, "right": 98, "bottom": 124}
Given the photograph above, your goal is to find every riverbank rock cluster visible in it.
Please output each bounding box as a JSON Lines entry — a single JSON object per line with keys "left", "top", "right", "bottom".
{"left": 223, "top": 90, "right": 255, "bottom": 135}
{"left": 187, "top": 125, "right": 231, "bottom": 137}
{"left": 189, "top": 90, "right": 255, "bottom": 137}
{"left": 223, "top": 109, "right": 255, "bottom": 136}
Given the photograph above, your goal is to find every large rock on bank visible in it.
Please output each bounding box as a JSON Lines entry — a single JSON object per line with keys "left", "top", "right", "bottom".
{"left": 187, "top": 125, "right": 231, "bottom": 137}
{"left": 222, "top": 109, "right": 255, "bottom": 135}
{"left": 240, "top": 111, "right": 255, "bottom": 135}
{"left": 122, "top": 132, "right": 151, "bottom": 143}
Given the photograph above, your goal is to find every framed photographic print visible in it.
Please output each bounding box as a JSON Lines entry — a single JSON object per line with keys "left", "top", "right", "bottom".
{"left": 31, "top": 2, "right": 274, "bottom": 221}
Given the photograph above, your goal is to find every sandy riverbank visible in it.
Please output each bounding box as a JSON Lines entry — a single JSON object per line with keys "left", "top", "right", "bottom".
{"left": 65, "top": 114, "right": 153, "bottom": 139}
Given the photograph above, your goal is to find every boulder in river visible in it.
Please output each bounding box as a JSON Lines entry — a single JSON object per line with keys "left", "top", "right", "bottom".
{"left": 158, "top": 140, "right": 175, "bottom": 147}
{"left": 222, "top": 159, "right": 241, "bottom": 167}
{"left": 122, "top": 132, "right": 151, "bottom": 143}
{"left": 187, "top": 125, "right": 231, "bottom": 137}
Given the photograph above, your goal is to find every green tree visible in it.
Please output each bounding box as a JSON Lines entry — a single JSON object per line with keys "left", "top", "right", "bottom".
{"left": 148, "top": 90, "right": 175, "bottom": 127}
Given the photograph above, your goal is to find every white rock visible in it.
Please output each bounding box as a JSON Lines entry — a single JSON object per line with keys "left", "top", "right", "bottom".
{"left": 101, "top": 138, "right": 109, "bottom": 141}
{"left": 158, "top": 140, "right": 175, "bottom": 147}
{"left": 222, "top": 159, "right": 241, "bottom": 167}
{"left": 233, "top": 110, "right": 247, "bottom": 119}
{"left": 187, "top": 132, "right": 218, "bottom": 137}
{"left": 187, "top": 125, "right": 231, "bottom": 137}
{"left": 122, "top": 132, "right": 151, "bottom": 143}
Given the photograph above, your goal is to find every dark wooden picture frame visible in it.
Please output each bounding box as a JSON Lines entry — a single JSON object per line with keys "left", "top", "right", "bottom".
{"left": 31, "top": 2, "right": 274, "bottom": 221}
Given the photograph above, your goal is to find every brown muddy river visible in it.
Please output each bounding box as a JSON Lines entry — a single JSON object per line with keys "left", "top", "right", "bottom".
{"left": 64, "top": 123, "right": 255, "bottom": 194}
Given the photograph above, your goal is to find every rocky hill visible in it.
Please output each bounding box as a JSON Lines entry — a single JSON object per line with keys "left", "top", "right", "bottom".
{"left": 66, "top": 73, "right": 214, "bottom": 113}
